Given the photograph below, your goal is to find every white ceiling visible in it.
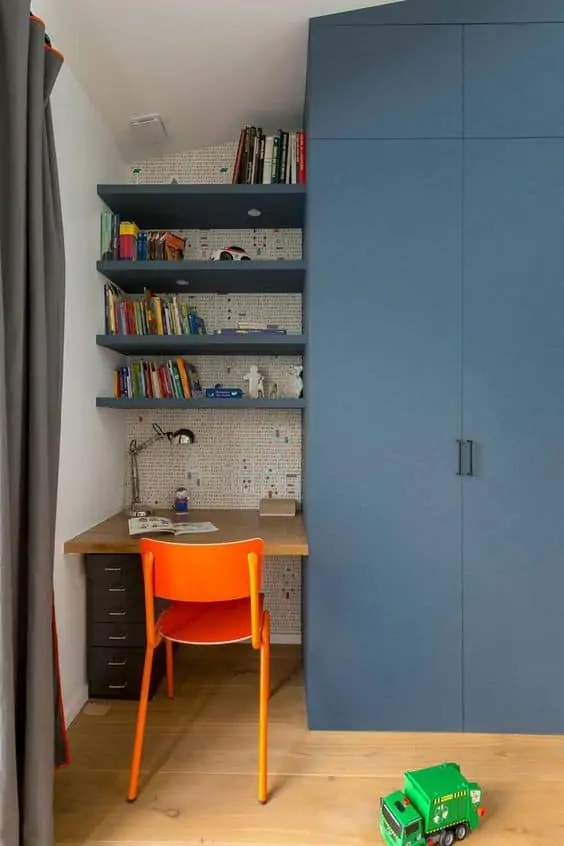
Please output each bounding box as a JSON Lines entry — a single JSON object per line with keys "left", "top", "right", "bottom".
{"left": 40, "top": 0, "right": 400, "bottom": 161}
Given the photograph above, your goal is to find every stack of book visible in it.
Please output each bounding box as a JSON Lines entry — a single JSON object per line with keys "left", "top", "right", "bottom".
{"left": 100, "top": 213, "right": 185, "bottom": 261}
{"left": 104, "top": 283, "right": 206, "bottom": 336}
{"left": 232, "top": 126, "right": 306, "bottom": 185}
{"left": 113, "top": 358, "right": 203, "bottom": 400}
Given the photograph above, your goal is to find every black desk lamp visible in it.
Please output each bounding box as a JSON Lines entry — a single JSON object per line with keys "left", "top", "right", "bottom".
{"left": 128, "top": 422, "right": 195, "bottom": 517}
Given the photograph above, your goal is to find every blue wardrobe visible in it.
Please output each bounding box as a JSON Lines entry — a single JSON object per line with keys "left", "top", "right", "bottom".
{"left": 304, "top": 0, "right": 564, "bottom": 733}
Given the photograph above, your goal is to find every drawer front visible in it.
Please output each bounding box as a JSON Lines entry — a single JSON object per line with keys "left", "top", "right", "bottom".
{"left": 87, "top": 590, "right": 146, "bottom": 624}
{"left": 87, "top": 646, "right": 165, "bottom": 700}
{"left": 86, "top": 554, "right": 143, "bottom": 596}
{"left": 89, "top": 621, "right": 147, "bottom": 648}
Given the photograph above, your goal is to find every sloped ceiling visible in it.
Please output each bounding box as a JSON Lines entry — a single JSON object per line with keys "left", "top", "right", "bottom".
{"left": 38, "top": 0, "right": 401, "bottom": 161}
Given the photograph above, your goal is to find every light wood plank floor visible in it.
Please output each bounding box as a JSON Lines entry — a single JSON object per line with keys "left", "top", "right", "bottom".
{"left": 56, "top": 645, "right": 564, "bottom": 845}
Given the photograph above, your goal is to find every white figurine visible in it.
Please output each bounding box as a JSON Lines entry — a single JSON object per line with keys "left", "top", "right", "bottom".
{"left": 288, "top": 365, "right": 303, "bottom": 398}
{"left": 244, "top": 364, "right": 264, "bottom": 399}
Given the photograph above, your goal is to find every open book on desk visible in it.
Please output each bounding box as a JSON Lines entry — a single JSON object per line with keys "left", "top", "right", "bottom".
{"left": 128, "top": 516, "right": 218, "bottom": 537}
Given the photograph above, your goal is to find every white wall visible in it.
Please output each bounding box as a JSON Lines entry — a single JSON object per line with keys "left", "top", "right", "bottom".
{"left": 35, "top": 1, "right": 127, "bottom": 724}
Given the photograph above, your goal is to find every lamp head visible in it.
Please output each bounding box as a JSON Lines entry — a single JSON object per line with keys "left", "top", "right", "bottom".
{"left": 170, "top": 428, "right": 195, "bottom": 445}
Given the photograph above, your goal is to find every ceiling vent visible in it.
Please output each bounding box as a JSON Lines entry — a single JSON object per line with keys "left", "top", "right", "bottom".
{"left": 129, "top": 113, "right": 168, "bottom": 143}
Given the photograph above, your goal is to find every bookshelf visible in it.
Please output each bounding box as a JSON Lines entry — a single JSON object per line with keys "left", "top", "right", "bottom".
{"left": 96, "top": 181, "right": 306, "bottom": 409}
{"left": 96, "top": 259, "right": 305, "bottom": 295}
{"left": 97, "top": 397, "right": 306, "bottom": 410}
{"left": 96, "top": 334, "right": 306, "bottom": 357}
{"left": 97, "top": 183, "right": 305, "bottom": 230}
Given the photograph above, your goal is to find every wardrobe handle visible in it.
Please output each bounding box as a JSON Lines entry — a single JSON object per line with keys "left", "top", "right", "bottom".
{"left": 456, "top": 440, "right": 463, "bottom": 476}
{"left": 466, "top": 440, "right": 474, "bottom": 476}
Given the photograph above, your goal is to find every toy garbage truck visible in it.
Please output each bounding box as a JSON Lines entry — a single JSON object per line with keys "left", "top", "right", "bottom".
{"left": 379, "top": 762, "right": 485, "bottom": 846}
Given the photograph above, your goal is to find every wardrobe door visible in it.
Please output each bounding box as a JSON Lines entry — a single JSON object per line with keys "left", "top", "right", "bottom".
{"left": 304, "top": 139, "right": 463, "bottom": 731}
{"left": 307, "top": 24, "right": 463, "bottom": 140}
{"left": 463, "top": 140, "right": 564, "bottom": 733}
{"left": 464, "top": 24, "right": 564, "bottom": 138}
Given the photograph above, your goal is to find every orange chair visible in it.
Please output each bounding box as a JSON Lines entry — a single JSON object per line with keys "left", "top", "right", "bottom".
{"left": 127, "top": 537, "right": 271, "bottom": 804}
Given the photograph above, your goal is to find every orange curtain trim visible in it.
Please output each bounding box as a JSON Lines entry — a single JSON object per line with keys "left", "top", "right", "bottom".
{"left": 29, "top": 13, "right": 65, "bottom": 61}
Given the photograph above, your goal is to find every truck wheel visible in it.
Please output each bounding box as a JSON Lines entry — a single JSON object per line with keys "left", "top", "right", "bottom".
{"left": 455, "top": 824, "right": 468, "bottom": 840}
{"left": 440, "top": 831, "right": 455, "bottom": 846}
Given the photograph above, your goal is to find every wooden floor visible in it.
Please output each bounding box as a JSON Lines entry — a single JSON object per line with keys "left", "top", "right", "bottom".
{"left": 56, "top": 645, "right": 564, "bottom": 845}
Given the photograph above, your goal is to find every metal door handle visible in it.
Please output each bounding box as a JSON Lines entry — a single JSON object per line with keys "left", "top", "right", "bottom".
{"left": 456, "top": 440, "right": 463, "bottom": 475}
{"left": 466, "top": 440, "right": 474, "bottom": 476}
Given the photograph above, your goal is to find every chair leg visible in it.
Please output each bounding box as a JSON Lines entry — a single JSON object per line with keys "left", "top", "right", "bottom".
{"left": 258, "top": 609, "right": 271, "bottom": 804}
{"left": 127, "top": 644, "right": 155, "bottom": 802}
{"left": 165, "top": 638, "right": 174, "bottom": 699}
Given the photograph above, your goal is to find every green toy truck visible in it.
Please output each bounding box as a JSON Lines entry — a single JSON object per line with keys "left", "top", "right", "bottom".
{"left": 379, "top": 762, "right": 485, "bottom": 846}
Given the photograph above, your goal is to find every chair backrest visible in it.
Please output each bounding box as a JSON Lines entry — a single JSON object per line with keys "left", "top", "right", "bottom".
{"left": 139, "top": 536, "right": 264, "bottom": 603}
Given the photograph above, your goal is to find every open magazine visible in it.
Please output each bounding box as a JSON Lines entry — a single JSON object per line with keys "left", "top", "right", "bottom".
{"left": 128, "top": 516, "right": 218, "bottom": 536}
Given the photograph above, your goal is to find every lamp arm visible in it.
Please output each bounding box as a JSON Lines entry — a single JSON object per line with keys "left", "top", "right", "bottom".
{"left": 127, "top": 423, "right": 195, "bottom": 517}
{"left": 129, "top": 423, "right": 195, "bottom": 457}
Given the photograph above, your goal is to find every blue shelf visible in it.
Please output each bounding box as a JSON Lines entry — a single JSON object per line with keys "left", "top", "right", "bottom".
{"left": 96, "top": 259, "right": 305, "bottom": 295}
{"left": 97, "top": 183, "right": 305, "bottom": 230}
{"left": 96, "top": 334, "right": 306, "bottom": 356}
{"left": 96, "top": 397, "right": 305, "bottom": 410}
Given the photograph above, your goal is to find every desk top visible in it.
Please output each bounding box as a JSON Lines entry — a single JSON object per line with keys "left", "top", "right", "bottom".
{"left": 63, "top": 509, "right": 308, "bottom": 557}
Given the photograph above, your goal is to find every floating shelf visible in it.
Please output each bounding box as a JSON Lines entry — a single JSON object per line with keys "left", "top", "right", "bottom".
{"left": 96, "top": 259, "right": 305, "bottom": 295}
{"left": 97, "top": 183, "right": 306, "bottom": 230}
{"left": 96, "top": 334, "right": 306, "bottom": 356}
{"left": 96, "top": 397, "right": 305, "bottom": 410}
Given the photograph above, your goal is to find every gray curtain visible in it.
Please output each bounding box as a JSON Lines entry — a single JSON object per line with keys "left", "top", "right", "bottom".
{"left": 0, "top": 4, "right": 66, "bottom": 845}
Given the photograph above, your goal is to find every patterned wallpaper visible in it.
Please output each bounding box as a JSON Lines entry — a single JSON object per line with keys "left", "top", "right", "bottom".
{"left": 123, "top": 140, "right": 304, "bottom": 641}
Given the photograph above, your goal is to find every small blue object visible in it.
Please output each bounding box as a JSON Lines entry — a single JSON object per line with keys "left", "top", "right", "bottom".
{"left": 174, "top": 487, "right": 189, "bottom": 513}
{"left": 205, "top": 386, "right": 243, "bottom": 399}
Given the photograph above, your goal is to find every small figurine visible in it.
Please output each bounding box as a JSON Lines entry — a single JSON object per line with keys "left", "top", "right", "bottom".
{"left": 173, "top": 487, "right": 189, "bottom": 513}
{"left": 379, "top": 763, "right": 485, "bottom": 846}
{"left": 270, "top": 382, "right": 278, "bottom": 399}
{"left": 288, "top": 365, "right": 303, "bottom": 399}
{"left": 243, "top": 365, "right": 264, "bottom": 399}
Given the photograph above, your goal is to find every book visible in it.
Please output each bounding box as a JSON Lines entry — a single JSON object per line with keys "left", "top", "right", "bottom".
{"left": 128, "top": 516, "right": 218, "bottom": 536}
{"left": 113, "top": 358, "right": 203, "bottom": 400}
{"left": 103, "top": 286, "right": 206, "bottom": 337}
{"left": 231, "top": 125, "right": 306, "bottom": 184}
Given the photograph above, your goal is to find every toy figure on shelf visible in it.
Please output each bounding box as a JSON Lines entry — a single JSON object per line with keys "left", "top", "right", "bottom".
{"left": 379, "top": 763, "right": 485, "bottom": 846}
{"left": 270, "top": 382, "right": 278, "bottom": 399}
{"left": 288, "top": 365, "right": 303, "bottom": 399}
{"left": 243, "top": 365, "right": 264, "bottom": 399}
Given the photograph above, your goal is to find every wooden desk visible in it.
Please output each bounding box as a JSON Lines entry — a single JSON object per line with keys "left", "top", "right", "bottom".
{"left": 64, "top": 508, "right": 309, "bottom": 557}
{"left": 64, "top": 509, "right": 308, "bottom": 702}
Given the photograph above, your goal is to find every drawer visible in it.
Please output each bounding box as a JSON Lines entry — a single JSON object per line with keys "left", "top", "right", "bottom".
{"left": 86, "top": 554, "right": 143, "bottom": 596}
{"left": 89, "top": 621, "right": 147, "bottom": 648}
{"left": 87, "top": 590, "right": 146, "bottom": 624}
{"left": 87, "top": 646, "right": 166, "bottom": 700}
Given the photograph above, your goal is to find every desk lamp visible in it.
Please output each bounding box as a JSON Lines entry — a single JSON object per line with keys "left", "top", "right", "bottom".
{"left": 128, "top": 422, "right": 195, "bottom": 517}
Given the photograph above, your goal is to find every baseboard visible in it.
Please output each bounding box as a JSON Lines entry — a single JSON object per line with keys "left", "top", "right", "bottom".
{"left": 64, "top": 683, "right": 88, "bottom": 727}
{"left": 271, "top": 633, "right": 301, "bottom": 645}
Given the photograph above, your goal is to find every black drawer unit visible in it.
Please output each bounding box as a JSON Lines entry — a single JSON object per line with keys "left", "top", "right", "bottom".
{"left": 85, "top": 554, "right": 166, "bottom": 700}
{"left": 87, "top": 645, "right": 165, "bottom": 700}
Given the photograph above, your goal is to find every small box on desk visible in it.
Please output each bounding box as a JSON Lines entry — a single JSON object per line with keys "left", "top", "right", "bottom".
{"left": 258, "top": 498, "right": 297, "bottom": 518}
